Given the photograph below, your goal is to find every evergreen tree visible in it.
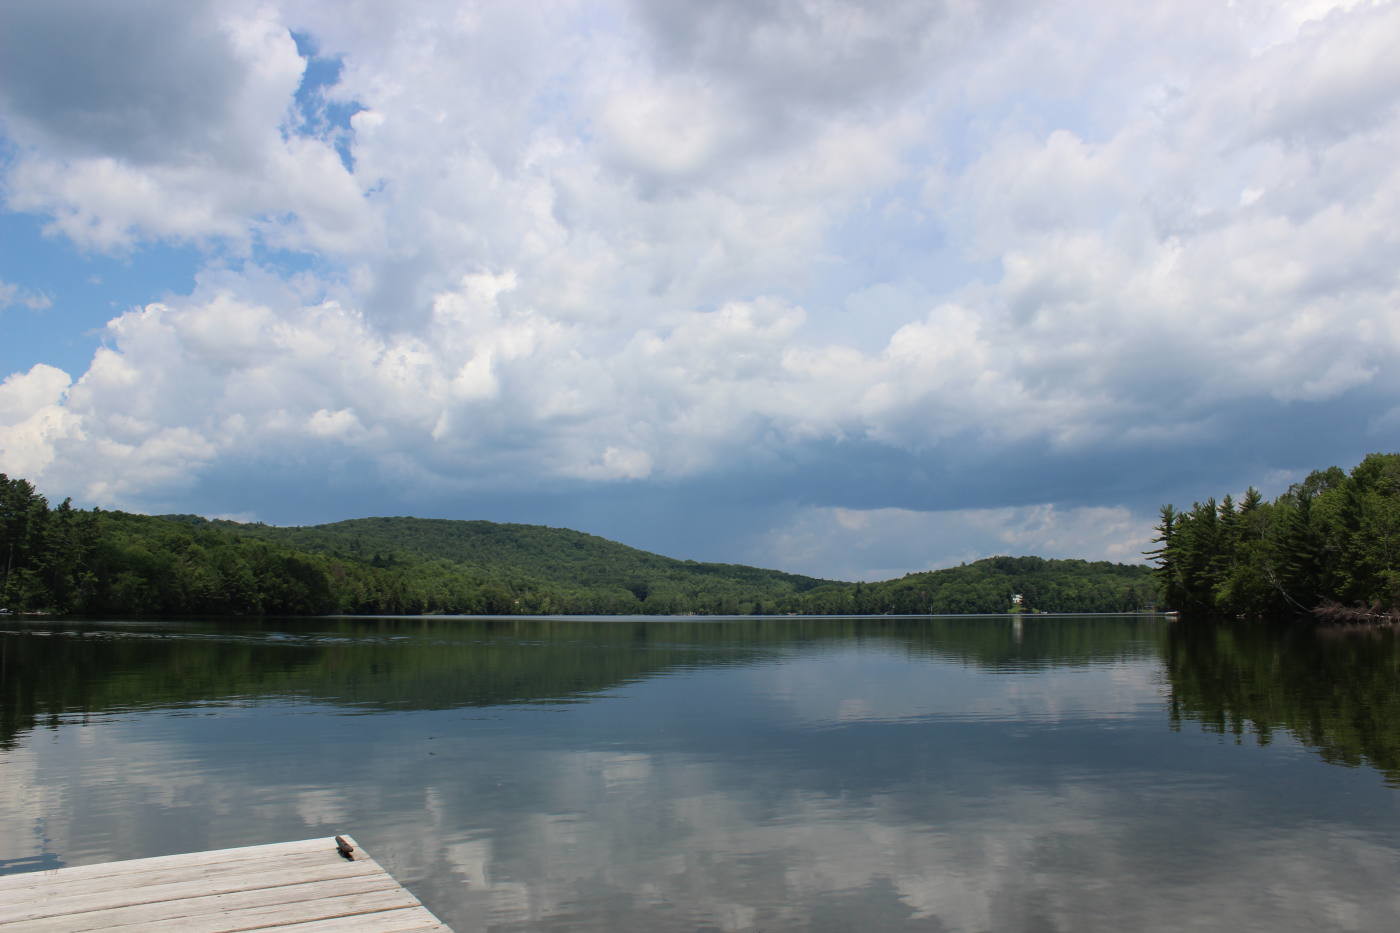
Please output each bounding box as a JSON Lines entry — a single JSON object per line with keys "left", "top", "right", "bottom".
{"left": 1, "top": 475, "right": 51, "bottom": 610}
{"left": 1147, "top": 504, "right": 1182, "bottom": 608}
{"left": 1151, "top": 455, "right": 1400, "bottom": 620}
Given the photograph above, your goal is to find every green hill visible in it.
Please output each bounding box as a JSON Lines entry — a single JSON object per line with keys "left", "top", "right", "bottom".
{"left": 201, "top": 514, "right": 832, "bottom": 614}
{"left": 2, "top": 472, "right": 1157, "bottom": 616}
{"left": 799, "top": 555, "right": 1158, "bottom": 614}
{"left": 211, "top": 515, "right": 827, "bottom": 592}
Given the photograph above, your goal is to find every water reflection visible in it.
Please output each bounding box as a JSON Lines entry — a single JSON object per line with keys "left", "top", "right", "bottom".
{"left": 1164, "top": 620, "right": 1400, "bottom": 784}
{"left": 3, "top": 616, "right": 1400, "bottom": 932}
{"left": 1, "top": 616, "right": 1162, "bottom": 747}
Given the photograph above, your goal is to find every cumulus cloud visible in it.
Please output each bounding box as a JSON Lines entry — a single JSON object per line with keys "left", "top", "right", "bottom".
{"left": 1, "top": 0, "right": 1397, "bottom": 571}
{"left": 0, "top": 364, "right": 78, "bottom": 478}
{"left": 0, "top": 0, "right": 373, "bottom": 253}
{"left": 0, "top": 0, "right": 252, "bottom": 164}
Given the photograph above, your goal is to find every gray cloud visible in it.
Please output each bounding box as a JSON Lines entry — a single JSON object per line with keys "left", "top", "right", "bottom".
{"left": 0, "top": 0, "right": 246, "bottom": 164}
{"left": 1, "top": 0, "right": 1398, "bottom": 576}
{"left": 630, "top": 0, "right": 974, "bottom": 111}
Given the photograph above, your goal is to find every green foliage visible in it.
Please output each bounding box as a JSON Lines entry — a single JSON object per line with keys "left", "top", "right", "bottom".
{"left": 205, "top": 514, "right": 832, "bottom": 614}
{"left": 804, "top": 555, "right": 1156, "bottom": 615}
{"left": 1150, "top": 453, "right": 1400, "bottom": 619}
{"left": 0, "top": 473, "right": 1157, "bottom": 616}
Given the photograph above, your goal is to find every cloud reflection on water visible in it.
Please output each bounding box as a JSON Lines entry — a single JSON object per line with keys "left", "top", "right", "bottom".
{"left": 750, "top": 648, "right": 1167, "bottom": 727}
{"left": 3, "top": 618, "right": 1400, "bottom": 931}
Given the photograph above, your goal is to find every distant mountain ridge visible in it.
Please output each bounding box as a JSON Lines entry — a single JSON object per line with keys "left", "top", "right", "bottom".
{"left": 2, "top": 471, "right": 1156, "bottom": 615}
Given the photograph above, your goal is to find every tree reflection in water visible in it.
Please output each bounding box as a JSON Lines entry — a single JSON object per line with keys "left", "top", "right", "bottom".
{"left": 1164, "top": 620, "right": 1400, "bottom": 784}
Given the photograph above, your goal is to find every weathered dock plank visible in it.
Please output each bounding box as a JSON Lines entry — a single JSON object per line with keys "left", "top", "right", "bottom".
{"left": 0, "top": 835, "right": 451, "bottom": 932}
{"left": 0, "top": 852, "right": 384, "bottom": 914}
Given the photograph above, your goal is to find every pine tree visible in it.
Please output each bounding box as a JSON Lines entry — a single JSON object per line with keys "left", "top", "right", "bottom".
{"left": 1146, "top": 504, "right": 1182, "bottom": 608}
{"left": 1275, "top": 494, "right": 1322, "bottom": 614}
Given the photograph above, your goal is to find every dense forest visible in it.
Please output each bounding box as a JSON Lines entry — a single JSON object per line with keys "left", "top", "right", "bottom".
{"left": 802, "top": 555, "right": 1155, "bottom": 615}
{"left": 0, "top": 472, "right": 1156, "bottom": 616}
{"left": 1151, "top": 452, "right": 1400, "bottom": 621}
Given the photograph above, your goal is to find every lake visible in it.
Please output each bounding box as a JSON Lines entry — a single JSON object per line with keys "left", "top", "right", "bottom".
{"left": 3, "top": 615, "right": 1400, "bottom": 931}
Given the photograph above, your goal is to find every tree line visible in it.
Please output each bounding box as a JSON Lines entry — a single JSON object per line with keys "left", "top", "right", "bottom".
{"left": 2, "top": 472, "right": 1157, "bottom": 617}
{"left": 787, "top": 555, "right": 1156, "bottom": 615}
{"left": 1150, "top": 452, "right": 1400, "bottom": 620}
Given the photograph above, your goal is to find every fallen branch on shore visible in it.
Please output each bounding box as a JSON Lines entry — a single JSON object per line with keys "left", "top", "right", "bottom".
{"left": 1312, "top": 601, "right": 1400, "bottom": 626}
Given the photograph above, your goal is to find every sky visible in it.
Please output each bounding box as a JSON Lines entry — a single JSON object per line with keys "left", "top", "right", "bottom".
{"left": 1, "top": 0, "right": 1398, "bottom": 581}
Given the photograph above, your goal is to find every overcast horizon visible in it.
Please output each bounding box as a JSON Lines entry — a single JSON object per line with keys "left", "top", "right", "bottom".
{"left": 2, "top": 0, "right": 1397, "bottom": 581}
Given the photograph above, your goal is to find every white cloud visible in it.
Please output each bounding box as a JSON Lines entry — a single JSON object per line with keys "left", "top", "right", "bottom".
{"left": 306, "top": 408, "right": 362, "bottom": 439}
{"left": 0, "top": 364, "right": 79, "bottom": 478}
{"left": 1, "top": 0, "right": 1397, "bottom": 571}
{"left": 0, "top": 280, "right": 53, "bottom": 311}
{"left": 0, "top": 1, "right": 373, "bottom": 254}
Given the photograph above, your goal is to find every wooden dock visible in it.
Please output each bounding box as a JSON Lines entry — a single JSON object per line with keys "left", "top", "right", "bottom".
{"left": 0, "top": 835, "right": 452, "bottom": 932}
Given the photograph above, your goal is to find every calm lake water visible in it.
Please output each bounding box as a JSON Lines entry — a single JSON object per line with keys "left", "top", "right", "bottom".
{"left": 3, "top": 615, "right": 1400, "bottom": 931}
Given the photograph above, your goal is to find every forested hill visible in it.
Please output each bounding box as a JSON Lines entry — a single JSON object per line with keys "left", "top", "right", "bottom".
{"left": 204, "top": 515, "right": 827, "bottom": 593}
{"left": 836, "top": 556, "right": 1157, "bottom": 615}
{"left": 211, "top": 517, "right": 1157, "bottom": 614}
{"left": 2, "top": 472, "right": 1156, "bottom": 616}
